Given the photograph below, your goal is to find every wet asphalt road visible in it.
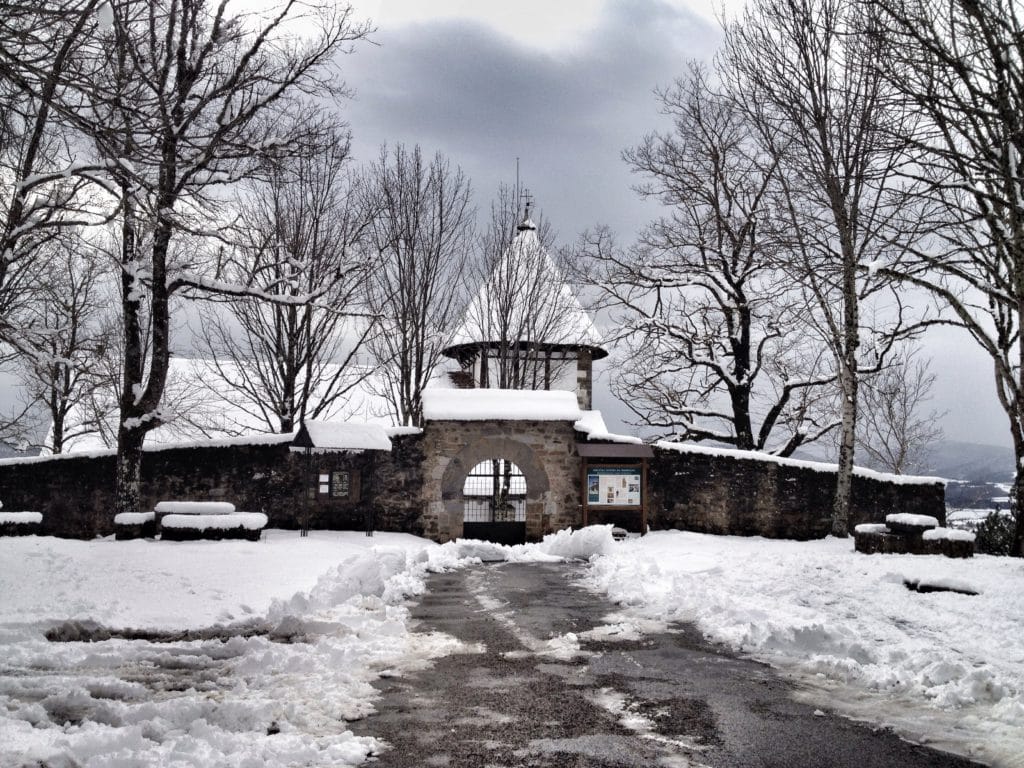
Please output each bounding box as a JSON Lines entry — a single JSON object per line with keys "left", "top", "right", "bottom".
{"left": 352, "top": 562, "right": 980, "bottom": 768}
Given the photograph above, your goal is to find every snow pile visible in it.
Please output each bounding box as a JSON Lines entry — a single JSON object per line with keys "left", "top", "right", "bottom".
{"left": 429, "top": 525, "right": 619, "bottom": 566}
{"left": 533, "top": 524, "right": 617, "bottom": 560}
{"left": 161, "top": 512, "right": 268, "bottom": 530}
{"left": 0, "top": 512, "right": 42, "bottom": 525}
{"left": 154, "top": 501, "right": 235, "bottom": 515}
{"left": 0, "top": 532, "right": 477, "bottom": 767}
{"left": 421, "top": 388, "right": 583, "bottom": 422}
{"left": 582, "top": 531, "right": 1024, "bottom": 766}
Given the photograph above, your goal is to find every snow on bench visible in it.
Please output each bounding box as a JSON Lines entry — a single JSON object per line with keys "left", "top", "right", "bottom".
{"left": 114, "top": 512, "right": 155, "bottom": 525}
{"left": 154, "top": 501, "right": 235, "bottom": 515}
{"left": 922, "top": 527, "right": 976, "bottom": 542}
{"left": 885, "top": 513, "right": 939, "bottom": 529}
{"left": 854, "top": 523, "right": 888, "bottom": 535}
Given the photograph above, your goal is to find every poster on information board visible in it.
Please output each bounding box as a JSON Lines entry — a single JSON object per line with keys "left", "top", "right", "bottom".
{"left": 587, "top": 466, "right": 641, "bottom": 506}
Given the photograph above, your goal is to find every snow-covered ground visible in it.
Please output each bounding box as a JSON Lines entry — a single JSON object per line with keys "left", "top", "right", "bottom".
{"left": 2, "top": 528, "right": 1022, "bottom": 767}
{"left": 582, "top": 531, "right": 1024, "bottom": 768}
{"left": 0, "top": 531, "right": 477, "bottom": 767}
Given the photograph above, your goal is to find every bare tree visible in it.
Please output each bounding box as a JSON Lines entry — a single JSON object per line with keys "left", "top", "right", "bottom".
{"left": 580, "top": 65, "right": 838, "bottom": 455}
{"left": 76, "top": 0, "right": 370, "bottom": 513}
{"left": 196, "top": 130, "right": 373, "bottom": 433}
{"left": 869, "top": 0, "right": 1024, "bottom": 555}
{"left": 11, "top": 230, "right": 111, "bottom": 452}
{"left": 721, "top": 0, "right": 922, "bottom": 534}
{"left": 361, "top": 144, "right": 475, "bottom": 425}
{"left": 856, "top": 345, "right": 944, "bottom": 474}
{"left": 0, "top": 1, "right": 118, "bottom": 356}
{"left": 456, "top": 184, "right": 590, "bottom": 391}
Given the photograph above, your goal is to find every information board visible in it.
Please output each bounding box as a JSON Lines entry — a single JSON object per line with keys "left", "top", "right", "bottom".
{"left": 587, "top": 466, "right": 641, "bottom": 506}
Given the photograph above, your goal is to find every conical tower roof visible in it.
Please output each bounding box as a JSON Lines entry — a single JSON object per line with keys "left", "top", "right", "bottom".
{"left": 443, "top": 214, "right": 607, "bottom": 359}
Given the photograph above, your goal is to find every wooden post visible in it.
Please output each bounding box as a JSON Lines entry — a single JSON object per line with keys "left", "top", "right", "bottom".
{"left": 641, "top": 458, "right": 649, "bottom": 535}
{"left": 581, "top": 458, "right": 589, "bottom": 527}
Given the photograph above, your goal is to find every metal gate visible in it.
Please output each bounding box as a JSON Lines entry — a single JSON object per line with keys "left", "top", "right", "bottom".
{"left": 461, "top": 459, "right": 527, "bottom": 545}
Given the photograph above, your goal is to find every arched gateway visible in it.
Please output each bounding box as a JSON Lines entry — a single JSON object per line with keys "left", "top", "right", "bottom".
{"left": 419, "top": 389, "right": 583, "bottom": 543}
{"left": 416, "top": 205, "right": 648, "bottom": 544}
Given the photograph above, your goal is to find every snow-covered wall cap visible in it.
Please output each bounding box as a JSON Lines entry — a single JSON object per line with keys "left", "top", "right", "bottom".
{"left": 654, "top": 441, "right": 947, "bottom": 486}
{"left": 574, "top": 410, "right": 645, "bottom": 445}
{"left": 422, "top": 388, "right": 583, "bottom": 421}
{"left": 0, "top": 432, "right": 297, "bottom": 466}
{"left": 294, "top": 421, "right": 392, "bottom": 452}
{"left": 385, "top": 426, "right": 423, "bottom": 438}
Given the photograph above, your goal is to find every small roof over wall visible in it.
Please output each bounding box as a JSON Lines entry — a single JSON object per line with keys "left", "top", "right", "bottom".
{"left": 292, "top": 421, "right": 392, "bottom": 452}
{"left": 576, "top": 443, "right": 654, "bottom": 458}
{"left": 422, "top": 388, "right": 583, "bottom": 421}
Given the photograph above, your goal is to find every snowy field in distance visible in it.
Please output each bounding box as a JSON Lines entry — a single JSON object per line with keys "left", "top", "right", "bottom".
{"left": 582, "top": 531, "right": 1024, "bottom": 768}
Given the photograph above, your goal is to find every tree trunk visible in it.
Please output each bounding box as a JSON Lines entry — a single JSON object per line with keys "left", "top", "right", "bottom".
{"left": 832, "top": 366, "right": 857, "bottom": 537}
{"left": 832, "top": 237, "right": 860, "bottom": 537}
{"left": 1014, "top": 444, "right": 1024, "bottom": 557}
{"left": 115, "top": 425, "right": 144, "bottom": 516}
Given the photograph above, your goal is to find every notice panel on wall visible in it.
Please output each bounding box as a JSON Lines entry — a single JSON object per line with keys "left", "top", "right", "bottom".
{"left": 587, "top": 466, "right": 641, "bottom": 506}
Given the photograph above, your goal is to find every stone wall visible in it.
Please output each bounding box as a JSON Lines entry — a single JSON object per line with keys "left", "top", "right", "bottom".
{"left": 0, "top": 436, "right": 424, "bottom": 539}
{"left": 420, "top": 419, "right": 582, "bottom": 542}
{"left": 648, "top": 446, "right": 945, "bottom": 539}
{"left": 0, "top": 425, "right": 945, "bottom": 543}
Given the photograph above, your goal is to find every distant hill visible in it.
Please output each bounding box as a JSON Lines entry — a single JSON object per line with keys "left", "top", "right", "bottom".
{"left": 925, "top": 441, "right": 1015, "bottom": 483}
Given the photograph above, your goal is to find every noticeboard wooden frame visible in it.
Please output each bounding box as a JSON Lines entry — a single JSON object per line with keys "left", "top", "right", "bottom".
{"left": 580, "top": 456, "right": 649, "bottom": 534}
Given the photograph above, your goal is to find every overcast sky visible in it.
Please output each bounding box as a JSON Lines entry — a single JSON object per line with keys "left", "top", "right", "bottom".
{"left": 336, "top": 0, "right": 1011, "bottom": 449}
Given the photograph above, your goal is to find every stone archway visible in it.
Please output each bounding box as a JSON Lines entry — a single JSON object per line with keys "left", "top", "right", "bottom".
{"left": 439, "top": 436, "right": 551, "bottom": 543}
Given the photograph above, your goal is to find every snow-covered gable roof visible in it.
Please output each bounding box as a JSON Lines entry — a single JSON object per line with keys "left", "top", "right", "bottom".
{"left": 422, "top": 388, "right": 583, "bottom": 421}
{"left": 446, "top": 223, "right": 605, "bottom": 351}
{"left": 293, "top": 421, "right": 392, "bottom": 452}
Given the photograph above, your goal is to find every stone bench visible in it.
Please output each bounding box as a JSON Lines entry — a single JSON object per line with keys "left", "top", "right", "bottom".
{"left": 147, "top": 501, "right": 268, "bottom": 541}
{"left": 853, "top": 515, "right": 974, "bottom": 558}
{"left": 159, "top": 512, "right": 268, "bottom": 542}
{"left": 113, "top": 512, "right": 157, "bottom": 540}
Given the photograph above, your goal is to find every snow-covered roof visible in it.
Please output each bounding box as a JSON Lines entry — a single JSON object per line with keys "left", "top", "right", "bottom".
{"left": 574, "top": 410, "right": 645, "bottom": 445}
{"left": 293, "top": 421, "right": 392, "bottom": 452}
{"left": 655, "top": 441, "right": 947, "bottom": 486}
{"left": 45, "top": 356, "right": 397, "bottom": 455}
{"left": 422, "top": 388, "right": 583, "bottom": 421}
{"left": 445, "top": 224, "right": 605, "bottom": 353}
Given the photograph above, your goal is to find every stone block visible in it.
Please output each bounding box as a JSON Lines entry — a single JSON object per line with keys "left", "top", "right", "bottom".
{"left": 854, "top": 530, "right": 908, "bottom": 554}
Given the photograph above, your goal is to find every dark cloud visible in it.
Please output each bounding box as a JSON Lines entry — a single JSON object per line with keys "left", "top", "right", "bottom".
{"left": 338, "top": 0, "right": 719, "bottom": 240}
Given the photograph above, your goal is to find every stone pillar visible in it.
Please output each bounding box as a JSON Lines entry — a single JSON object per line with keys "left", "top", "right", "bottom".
{"left": 576, "top": 349, "right": 593, "bottom": 410}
